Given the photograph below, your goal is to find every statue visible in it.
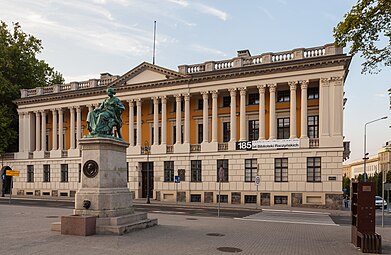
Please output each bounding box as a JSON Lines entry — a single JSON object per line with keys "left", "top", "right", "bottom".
{"left": 87, "top": 88, "right": 125, "bottom": 139}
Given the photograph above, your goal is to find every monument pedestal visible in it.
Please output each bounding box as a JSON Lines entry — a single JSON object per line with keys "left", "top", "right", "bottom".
{"left": 56, "top": 137, "right": 157, "bottom": 235}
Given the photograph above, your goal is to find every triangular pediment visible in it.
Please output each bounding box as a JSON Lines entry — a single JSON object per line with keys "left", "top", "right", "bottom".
{"left": 110, "top": 62, "right": 187, "bottom": 87}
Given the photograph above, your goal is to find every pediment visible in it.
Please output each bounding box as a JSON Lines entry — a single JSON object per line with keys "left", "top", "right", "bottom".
{"left": 110, "top": 62, "right": 187, "bottom": 87}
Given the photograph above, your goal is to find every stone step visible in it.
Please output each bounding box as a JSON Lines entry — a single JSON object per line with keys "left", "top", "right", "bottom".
{"left": 96, "top": 212, "right": 148, "bottom": 226}
{"left": 96, "top": 218, "right": 158, "bottom": 235}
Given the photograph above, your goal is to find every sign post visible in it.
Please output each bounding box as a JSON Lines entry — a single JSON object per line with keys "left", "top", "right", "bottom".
{"left": 174, "top": 176, "right": 180, "bottom": 204}
{"left": 5, "top": 170, "right": 19, "bottom": 204}
{"left": 255, "top": 176, "right": 261, "bottom": 209}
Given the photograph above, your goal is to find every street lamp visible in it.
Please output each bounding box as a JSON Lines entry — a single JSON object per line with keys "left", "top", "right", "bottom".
{"left": 144, "top": 140, "right": 151, "bottom": 204}
{"left": 363, "top": 116, "right": 388, "bottom": 182}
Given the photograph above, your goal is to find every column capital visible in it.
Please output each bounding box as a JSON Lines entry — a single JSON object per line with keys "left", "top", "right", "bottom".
{"left": 68, "top": 106, "right": 75, "bottom": 110}
{"left": 34, "top": 110, "right": 40, "bottom": 114}
{"left": 201, "top": 91, "right": 209, "bottom": 100}
{"left": 268, "top": 83, "right": 277, "bottom": 92}
{"left": 330, "top": 76, "right": 343, "bottom": 86}
{"left": 152, "top": 96, "right": 159, "bottom": 103}
{"left": 174, "top": 94, "right": 182, "bottom": 101}
{"left": 76, "top": 106, "right": 82, "bottom": 113}
{"left": 200, "top": 91, "right": 209, "bottom": 95}
{"left": 257, "top": 84, "right": 266, "bottom": 93}
{"left": 136, "top": 98, "right": 142, "bottom": 106}
{"left": 211, "top": 90, "right": 218, "bottom": 98}
{"left": 184, "top": 93, "right": 190, "bottom": 100}
{"left": 228, "top": 88, "right": 237, "bottom": 96}
{"left": 320, "top": 78, "right": 330, "bottom": 86}
{"left": 126, "top": 99, "right": 134, "bottom": 103}
{"left": 39, "top": 110, "right": 46, "bottom": 114}
{"left": 300, "top": 80, "right": 309, "bottom": 89}
{"left": 239, "top": 87, "right": 247, "bottom": 96}
{"left": 161, "top": 96, "right": 167, "bottom": 103}
{"left": 288, "top": 81, "right": 297, "bottom": 90}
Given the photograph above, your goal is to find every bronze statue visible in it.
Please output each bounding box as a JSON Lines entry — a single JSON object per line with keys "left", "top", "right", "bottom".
{"left": 87, "top": 88, "right": 125, "bottom": 139}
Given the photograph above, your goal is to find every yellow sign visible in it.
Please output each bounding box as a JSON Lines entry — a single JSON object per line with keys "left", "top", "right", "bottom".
{"left": 5, "top": 170, "right": 19, "bottom": 177}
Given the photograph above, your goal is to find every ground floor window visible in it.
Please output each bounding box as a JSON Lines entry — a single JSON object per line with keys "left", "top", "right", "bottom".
{"left": 217, "top": 159, "right": 229, "bottom": 182}
{"left": 27, "top": 165, "right": 34, "bottom": 183}
{"left": 164, "top": 161, "right": 174, "bottom": 182}
{"left": 244, "top": 195, "right": 257, "bottom": 204}
{"left": 274, "top": 196, "right": 288, "bottom": 205}
{"left": 43, "top": 164, "right": 50, "bottom": 182}
{"left": 217, "top": 194, "right": 228, "bottom": 203}
{"left": 191, "top": 194, "right": 201, "bottom": 202}
{"left": 245, "top": 159, "right": 257, "bottom": 182}
{"left": 61, "top": 164, "right": 68, "bottom": 183}
{"left": 274, "top": 158, "right": 288, "bottom": 182}
{"left": 307, "top": 157, "right": 321, "bottom": 182}
{"left": 191, "top": 160, "right": 202, "bottom": 182}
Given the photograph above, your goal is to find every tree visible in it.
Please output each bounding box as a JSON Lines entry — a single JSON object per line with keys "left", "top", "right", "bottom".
{"left": 333, "top": 0, "right": 391, "bottom": 74}
{"left": 0, "top": 21, "right": 64, "bottom": 154}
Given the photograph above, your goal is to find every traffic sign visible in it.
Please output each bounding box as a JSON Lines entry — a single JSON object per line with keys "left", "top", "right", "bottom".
{"left": 6, "top": 170, "right": 19, "bottom": 177}
{"left": 255, "top": 176, "right": 261, "bottom": 186}
{"left": 174, "top": 175, "right": 181, "bottom": 183}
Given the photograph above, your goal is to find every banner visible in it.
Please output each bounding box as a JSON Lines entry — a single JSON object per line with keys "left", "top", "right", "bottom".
{"left": 236, "top": 139, "right": 300, "bottom": 150}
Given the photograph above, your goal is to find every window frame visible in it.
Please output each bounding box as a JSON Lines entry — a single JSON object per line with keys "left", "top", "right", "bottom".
{"left": 308, "top": 87, "right": 319, "bottom": 100}
{"left": 27, "top": 165, "right": 34, "bottom": 183}
{"left": 274, "top": 158, "right": 288, "bottom": 182}
{"left": 223, "top": 122, "right": 230, "bottom": 142}
{"left": 248, "top": 120, "right": 259, "bottom": 141}
{"left": 248, "top": 93, "right": 259, "bottom": 105}
{"left": 164, "top": 161, "right": 174, "bottom": 182}
{"left": 277, "top": 117, "right": 290, "bottom": 139}
{"left": 60, "top": 164, "right": 68, "bottom": 183}
{"left": 307, "top": 157, "right": 321, "bottom": 182}
{"left": 308, "top": 115, "right": 319, "bottom": 138}
{"left": 245, "top": 159, "right": 257, "bottom": 182}
{"left": 217, "top": 159, "right": 229, "bottom": 182}
{"left": 191, "top": 160, "right": 202, "bottom": 182}
{"left": 43, "top": 164, "right": 50, "bottom": 183}
{"left": 277, "top": 90, "right": 290, "bottom": 103}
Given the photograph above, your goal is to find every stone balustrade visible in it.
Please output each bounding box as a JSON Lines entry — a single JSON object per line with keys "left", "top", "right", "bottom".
{"left": 178, "top": 43, "right": 342, "bottom": 74}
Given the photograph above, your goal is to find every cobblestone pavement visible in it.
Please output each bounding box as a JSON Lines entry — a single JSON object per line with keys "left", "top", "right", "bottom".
{"left": 1, "top": 204, "right": 390, "bottom": 255}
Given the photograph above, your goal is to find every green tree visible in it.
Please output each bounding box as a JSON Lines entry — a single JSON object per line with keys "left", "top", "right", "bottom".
{"left": 0, "top": 21, "right": 64, "bottom": 154}
{"left": 333, "top": 0, "right": 391, "bottom": 74}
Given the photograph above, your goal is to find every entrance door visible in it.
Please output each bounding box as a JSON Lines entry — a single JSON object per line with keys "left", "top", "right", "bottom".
{"left": 1, "top": 166, "right": 12, "bottom": 195}
{"left": 141, "top": 162, "right": 154, "bottom": 198}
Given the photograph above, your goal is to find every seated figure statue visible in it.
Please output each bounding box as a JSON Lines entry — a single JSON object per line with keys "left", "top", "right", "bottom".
{"left": 87, "top": 88, "right": 125, "bottom": 139}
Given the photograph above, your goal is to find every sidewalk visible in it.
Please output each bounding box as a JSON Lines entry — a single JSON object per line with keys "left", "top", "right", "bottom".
{"left": 1, "top": 194, "right": 356, "bottom": 216}
{"left": 1, "top": 203, "right": 390, "bottom": 255}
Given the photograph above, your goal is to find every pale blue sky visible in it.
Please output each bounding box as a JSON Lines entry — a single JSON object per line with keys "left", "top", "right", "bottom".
{"left": 1, "top": 0, "right": 390, "bottom": 163}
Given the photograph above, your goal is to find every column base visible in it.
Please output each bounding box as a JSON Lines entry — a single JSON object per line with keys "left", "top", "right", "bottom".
{"left": 68, "top": 149, "right": 81, "bottom": 157}
{"left": 151, "top": 144, "right": 166, "bottom": 154}
{"left": 174, "top": 143, "right": 190, "bottom": 153}
{"left": 201, "top": 142, "right": 218, "bottom": 152}
{"left": 33, "top": 150, "right": 45, "bottom": 159}
{"left": 127, "top": 145, "right": 141, "bottom": 155}
{"left": 228, "top": 141, "right": 237, "bottom": 151}
{"left": 300, "top": 137, "right": 309, "bottom": 148}
{"left": 50, "top": 150, "right": 62, "bottom": 158}
{"left": 15, "top": 152, "right": 29, "bottom": 160}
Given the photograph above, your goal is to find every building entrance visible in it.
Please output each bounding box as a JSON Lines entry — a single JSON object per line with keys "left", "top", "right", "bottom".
{"left": 141, "top": 162, "right": 154, "bottom": 199}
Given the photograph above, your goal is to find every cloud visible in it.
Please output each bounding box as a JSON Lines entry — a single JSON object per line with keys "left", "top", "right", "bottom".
{"left": 194, "top": 3, "right": 228, "bottom": 21}
{"left": 192, "top": 44, "right": 227, "bottom": 57}
{"left": 168, "top": 0, "right": 189, "bottom": 7}
{"left": 258, "top": 7, "right": 275, "bottom": 21}
{"left": 374, "top": 93, "right": 388, "bottom": 98}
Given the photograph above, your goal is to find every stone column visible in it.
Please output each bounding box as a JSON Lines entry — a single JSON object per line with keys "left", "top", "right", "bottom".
{"left": 35, "top": 111, "right": 41, "bottom": 151}
{"left": 128, "top": 100, "right": 134, "bottom": 146}
{"left": 87, "top": 105, "right": 93, "bottom": 113}
{"left": 319, "top": 78, "right": 330, "bottom": 137}
{"left": 300, "top": 80, "right": 309, "bottom": 138}
{"left": 70, "top": 107, "right": 75, "bottom": 149}
{"left": 229, "top": 88, "right": 237, "bottom": 142}
{"left": 201, "top": 91, "right": 209, "bottom": 143}
{"left": 332, "top": 77, "right": 344, "bottom": 136}
{"left": 184, "top": 94, "right": 190, "bottom": 144}
{"left": 18, "top": 112, "right": 24, "bottom": 152}
{"left": 136, "top": 99, "right": 142, "bottom": 146}
{"left": 257, "top": 85, "right": 266, "bottom": 140}
{"left": 51, "top": 109, "right": 57, "bottom": 150}
{"left": 175, "top": 94, "right": 182, "bottom": 144}
{"left": 76, "top": 106, "right": 82, "bottom": 148}
{"left": 41, "top": 111, "right": 47, "bottom": 151}
{"left": 58, "top": 108, "right": 64, "bottom": 150}
{"left": 289, "top": 81, "right": 297, "bottom": 139}
{"left": 23, "top": 112, "right": 30, "bottom": 152}
{"left": 239, "top": 87, "right": 247, "bottom": 141}
{"left": 268, "top": 84, "right": 277, "bottom": 140}
{"left": 161, "top": 96, "right": 167, "bottom": 145}
{"left": 153, "top": 97, "right": 159, "bottom": 145}
{"left": 211, "top": 91, "right": 218, "bottom": 142}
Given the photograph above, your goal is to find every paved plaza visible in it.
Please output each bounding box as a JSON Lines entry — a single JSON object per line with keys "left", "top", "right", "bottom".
{"left": 1, "top": 204, "right": 391, "bottom": 255}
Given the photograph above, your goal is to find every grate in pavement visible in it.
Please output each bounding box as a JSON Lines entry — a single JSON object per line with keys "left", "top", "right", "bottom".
{"left": 217, "top": 247, "right": 242, "bottom": 253}
{"left": 45, "top": 216, "right": 59, "bottom": 218}
{"left": 186, "top": 218, "right": 198, "bottom": 220}
{"left": 207, "top": 233, "right": 225, "bottom": 237}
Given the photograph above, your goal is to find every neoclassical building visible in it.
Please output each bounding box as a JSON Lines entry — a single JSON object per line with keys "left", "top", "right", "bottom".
{"left": 3, "top": 43, "right": 351, "bottom": 208}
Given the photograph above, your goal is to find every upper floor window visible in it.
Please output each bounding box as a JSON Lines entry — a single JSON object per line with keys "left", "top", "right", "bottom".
{"left": 197, "top": 124, "right": 203, "bottom": 144}
{"left": 277, "top": 90, "right": 290, "bottom": 103}
{"left": 197, "top": 99, "right": 203, "bottom": 110}
{"left": 308, "top": 87, "right": 319, "bottom": 100}
{"left": 277, "top": 118, "right": 290, "bottom": 139}
{"left": 248, "top": 93, "right": 259, "bottom": 105}
{"left": 222, "top": 96, "right": 230, "bottom": 107}
{"left": 223, "top": 122, "right": 230, "bottom": 142}
{"left": 248, "top": 120, "right": 259, "bottom": 141}
{"left": 308, "top": 116, "right": 319, "bottom": 138}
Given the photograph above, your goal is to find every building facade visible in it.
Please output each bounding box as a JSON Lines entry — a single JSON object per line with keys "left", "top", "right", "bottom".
{"left": 2, "top": 43, "right": 351, "bottom": 208}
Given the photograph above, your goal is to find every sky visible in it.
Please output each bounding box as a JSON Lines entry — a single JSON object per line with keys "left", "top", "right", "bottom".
{"left": 1, "top": 0, "right": 390, "bottom": 163}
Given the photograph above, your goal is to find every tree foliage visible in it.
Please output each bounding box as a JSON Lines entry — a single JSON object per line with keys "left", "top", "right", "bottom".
{"left": 333, "top": 0, "right": 391, "bottom": 74}
{"left": 0, "top": 21, "right": 64, "bottom": 154}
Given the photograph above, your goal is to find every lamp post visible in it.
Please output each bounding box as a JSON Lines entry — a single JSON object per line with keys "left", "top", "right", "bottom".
{"left": 144, "top": 140, "right": 151, "bottom": 204}
{"left": 363, "top": 116, "right": 388, "bottom": 182}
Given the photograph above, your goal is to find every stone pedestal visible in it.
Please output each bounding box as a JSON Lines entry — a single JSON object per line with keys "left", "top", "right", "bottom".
{"left": 56, "top": 137, "right": 157, "bottom": 235}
